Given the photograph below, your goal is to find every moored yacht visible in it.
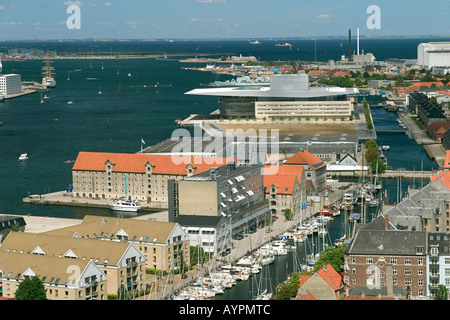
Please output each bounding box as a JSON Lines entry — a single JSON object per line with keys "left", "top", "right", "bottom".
{"left": 109, "top": 199, "right": 142, "bottom": 212}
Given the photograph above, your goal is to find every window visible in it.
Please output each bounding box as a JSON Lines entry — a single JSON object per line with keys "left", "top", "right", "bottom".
{"left": 431, "top": 247, "right": 439, "bottom": 256}
{"left": 390, "top": 258, "right": 397, "bottom": 265}
{"left": 366, "top": 257, "right": 373, "bottom": 264}
{"left": 405, "top": 258, "right": 412, "bottom": 265}
{"left": 404, "top": 269, "right": 412, "bottom": 275}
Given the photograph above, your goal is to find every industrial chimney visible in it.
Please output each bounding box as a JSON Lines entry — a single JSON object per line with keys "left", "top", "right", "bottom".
{"left": 348, "top": 29, "right": 352, "bottom": 62}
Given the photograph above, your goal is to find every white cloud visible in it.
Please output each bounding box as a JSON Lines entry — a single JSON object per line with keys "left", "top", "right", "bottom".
{"left": 63, "top": 1, "right": 98, "bottom": 7}
{"left": 316, "top": 14, "right": 332, "bottom": 20}
{"left": 0, "top": 5, "right": 4, "bottom": 11}
{"left": 0, "top": 22, "right": 23, "bottom": 25}
{"left": 103, "top": 2, "right": 112, "bottom": 6}
{"left": 197, "top": 0, "right": 226, "bottom": 3}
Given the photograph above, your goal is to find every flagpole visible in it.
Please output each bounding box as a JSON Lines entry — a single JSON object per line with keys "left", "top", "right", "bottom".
{"left": 141, "top": 138, "right": 145, "bottom": 154}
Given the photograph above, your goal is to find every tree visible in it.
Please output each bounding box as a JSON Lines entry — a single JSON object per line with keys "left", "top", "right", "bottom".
{"left": 117, "top": 284, "right": 128, "bottom": 300}
{"left": 312, "top": 245, "right": 346, "bottom": 273}
{"left": 274, "top": 273, "right": 300, "bottom": 300}
{"left": 364, "top": 139, "right": 378, "bottom": 152}
{"left": 1, "top": 223, "right": 21, "bottom": 243}
{"left": 434, "top": 285, "right": 448, "bottom": 300}
{"left": 283, "top": 209, "right": 294, "bottom": 221}
{"left": 365, "top": 148, "right": 379, "bottom": 165}
{"left": 14, "top": 276, "right": 47, "bottom": 300}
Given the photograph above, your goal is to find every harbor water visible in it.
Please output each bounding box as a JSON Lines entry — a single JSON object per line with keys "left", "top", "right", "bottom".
{"left": 0, "top": 40, "right": 442, "bottom": 300}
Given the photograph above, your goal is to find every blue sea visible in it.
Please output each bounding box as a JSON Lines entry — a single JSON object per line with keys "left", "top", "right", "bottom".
{"left": 0, "top": 38, "right": 442, "bottom": 219}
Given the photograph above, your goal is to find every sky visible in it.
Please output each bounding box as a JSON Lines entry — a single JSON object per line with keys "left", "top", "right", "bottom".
{"left": 0, "top": 0, "right": 449, "bottom": 40}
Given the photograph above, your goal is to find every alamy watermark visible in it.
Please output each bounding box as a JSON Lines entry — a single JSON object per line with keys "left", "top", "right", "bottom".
{"left": 367, "top": 5, "right": 381, "bottom": 30}
{"left": 66, "top": 4, "right": 81, "bottom": 30}
{"left": 169, "top": 127, "right": 280, "bottom": 174}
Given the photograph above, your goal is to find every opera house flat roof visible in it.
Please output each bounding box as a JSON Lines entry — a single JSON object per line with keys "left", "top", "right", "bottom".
{"left": 185, "top": 86, "right": 359, "bottom": 99}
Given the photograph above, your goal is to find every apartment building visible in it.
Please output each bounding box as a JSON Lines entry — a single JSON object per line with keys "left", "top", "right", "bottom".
{"left": 283, "top": 148, "right": 327, "bottom": 193}
{"left": 169, "top": 162, "right": 269, "bottom": 241}
{"left": 0, "top": 251, "right": 107, "bottom": 300}
{"left": 384, "top": 174, "right": 450, "bottom": 233}
{"left": 263, "top": 164, "right": 307, "bottom": 219}
{"left": 45, "top": 215, "right": 190, "bottom": 273}
{"left": 427, "top": 232, "right": 450, "bottom": 298}
{"left": 343, "top": 216, "right": 427, "bottom": 300}
{"left": 0, "top": 74, "right": 21, "bottom": 96}
{"left": 0, "top": 232, "right": 146, "bottom": 296}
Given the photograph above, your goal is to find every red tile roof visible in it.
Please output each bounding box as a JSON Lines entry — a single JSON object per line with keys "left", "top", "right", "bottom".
{"left": 263, "top": 165, "right": 304, "bottom": 183}
{"left": 72, "top": 152, "right": 234, "bottom": 175}
{"left": 333, "top": 71, "right": 351, "bottom": 77}
{"left": 316, "top": 264, "right": 344, "bottom": 294}
{"left": 263, "top": 174, "right": 298, "bottom": 195}
{"left": 410, "top": 81, "right": 444, "bottom": 88}
{"left": 284, "top": 149, "right": 326, "bottom": 170}
{"left": 430, "top": 170, "right": 450, "bottom": 189}
{"left": 297, "top": 264, "right": 346, "bottom": 300}
{"left": 296, "top": 290, "right": 317, "bottom": 300}
{"left": 444, "top": 150, "right": 450, "bottom": 170}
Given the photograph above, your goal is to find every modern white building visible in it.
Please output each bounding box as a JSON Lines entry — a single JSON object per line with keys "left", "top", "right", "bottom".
{"left": 0, "top": 74, "right": 21, "bottom": 96}
{"left": 255, "top": 100, "right": 353, "bottom": 119}
{"left": 185, "top": 74, "right": 359, "bottom": 117}
{"left": 418, "top": 42, "right": 450, "bottom": 69}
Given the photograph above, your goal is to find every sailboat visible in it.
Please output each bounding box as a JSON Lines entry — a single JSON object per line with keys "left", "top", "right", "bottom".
{"left": 42, "top": 58, "right": 56, "bottom": 88}
{"left": 98, "top": 85, "right": 102, "bottom": 95}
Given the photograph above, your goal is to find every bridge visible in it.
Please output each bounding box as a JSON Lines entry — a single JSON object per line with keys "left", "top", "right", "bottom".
{"left": 375, "top": 129, "right": 406, "bottom": 134}
{"left": 381, "top": 170, "right": 435, "bottom": 179}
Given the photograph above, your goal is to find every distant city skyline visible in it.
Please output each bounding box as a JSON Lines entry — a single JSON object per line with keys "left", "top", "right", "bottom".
{"left": 0, "top": 0, "right": 449, "bottom": 41}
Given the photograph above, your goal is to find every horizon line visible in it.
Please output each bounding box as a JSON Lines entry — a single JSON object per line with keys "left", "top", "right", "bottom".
{"left": 1, "top": 34, "right": 449, "bottom": 42}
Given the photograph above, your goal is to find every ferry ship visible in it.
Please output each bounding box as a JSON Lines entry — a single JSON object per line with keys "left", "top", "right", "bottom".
{"left": 249, "top": 40, "right": 261, "bottom": 45}
{"left": 275, "top": 43, "right": 292, "bottom": 47}
{"left": 42, "top": 59, "right": 56, "bottom": 88}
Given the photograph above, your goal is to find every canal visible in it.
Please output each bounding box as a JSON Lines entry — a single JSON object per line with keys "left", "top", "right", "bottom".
{"left": 215, "top": 104, "right": 439, "bottom": 300}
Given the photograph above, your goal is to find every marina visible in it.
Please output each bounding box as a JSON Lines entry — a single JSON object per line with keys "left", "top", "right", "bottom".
{"left": 0, "top": 38, "right": 446, "bottom": 302}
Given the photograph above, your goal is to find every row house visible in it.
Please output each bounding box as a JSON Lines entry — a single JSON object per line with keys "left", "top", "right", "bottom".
{"left": 0, "top": 232, "right": 146, "bottom": 297}
{"left": 0, "top": 251, "right": 107, "bottom": 300}
{"left": 45, "top": 215, "right": 190, "bottom": 273}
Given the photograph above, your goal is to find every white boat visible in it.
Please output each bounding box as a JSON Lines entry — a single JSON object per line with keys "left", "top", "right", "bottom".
{"left": 42, "top": 59, "right": 56, "bottom": 88}
{"left": 381, "top": 145, "right": 390, "bottom": 151}
{"left": 109, "top": 199, "right": 142, "bottom": 212}
{"left": 18, "top": 153, "right": 28, "bottom": 161}
{"left": 369, "top": 198, "right": 379, "bottom": 207}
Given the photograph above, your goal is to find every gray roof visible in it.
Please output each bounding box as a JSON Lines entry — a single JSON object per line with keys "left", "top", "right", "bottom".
{"left": 174, "top": 215, "right": 227, "bottom": 228}
{"left": 349, "top": 285, "right": 408, "bottom": 298}
{"left": 143, "top": 135, "right": 358, "bottom": 156}
{"left": 361, "top": 215, "right": 396, "bottom": 231}
{"left": 344, "top": 229, "right": 426, "bottom": 255}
